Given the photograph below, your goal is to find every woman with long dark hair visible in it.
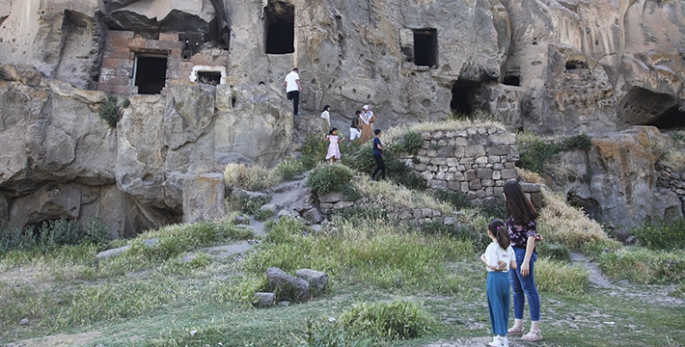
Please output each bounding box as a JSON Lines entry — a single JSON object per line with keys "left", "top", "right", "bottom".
{"left": 503, "top": 180, "right": 543, "bottom": 342}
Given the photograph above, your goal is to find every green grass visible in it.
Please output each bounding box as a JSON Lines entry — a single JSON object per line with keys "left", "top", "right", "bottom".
{"left": 99, "top": 95, "right": 120, "bottom": 128}
{"left": 596, "top": 247, "right": 685, "bottom": 284}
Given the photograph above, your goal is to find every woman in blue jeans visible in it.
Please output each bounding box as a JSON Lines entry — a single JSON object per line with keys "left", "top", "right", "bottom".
{"left": 503, "top": 181, "right": 543, "bottom": 342}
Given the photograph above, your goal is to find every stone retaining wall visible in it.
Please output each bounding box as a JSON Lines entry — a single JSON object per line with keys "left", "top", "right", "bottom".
{"left": 399, "top": 126, "right": 519, "bottom": 204}
{"left": 656, "top": 162, "right": 685, "bottom": 207}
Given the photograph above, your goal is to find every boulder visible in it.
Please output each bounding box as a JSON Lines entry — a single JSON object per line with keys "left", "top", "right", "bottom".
{"left": 183, "top": 173, "right": 226, "bottom": 224}
{"left": 8, "top": 183, "right": 81, "bottom": 230}
{"left": 266, "top": 267, "right": 310, "bottom": 302}
{"left": 252, "top": 292, "right": 276, "bottom": 308}
{"left": 302, "top": 208, "right": 323, "bottom": 224}
{"left": 295, "top": 269, "right": 328, "bottom": 296}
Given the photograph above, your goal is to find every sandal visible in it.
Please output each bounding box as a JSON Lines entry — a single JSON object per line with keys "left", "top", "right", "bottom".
{"left": 521, "top": 329, "right": 543, "bottom": 342}
{"left": 507, "top": 326, "right": 524, "bottom": 335}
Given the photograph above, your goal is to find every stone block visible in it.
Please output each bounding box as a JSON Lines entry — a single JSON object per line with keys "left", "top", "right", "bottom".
{"left": 485, "top": 187, "right": 493, "bottom": 196}
{"left": 454, "top": 146, "right": 465, "bottom": 157}
{"left": 183, "top": 173, "right": 226, "bottom": 223}
{"left": 447, "top": 157, "right": 459, "bottom": 166}
{"left": 530, "top": 192, "right": 543, "bottom": 209}
{"left": 296, "top": 269, "right": 329, "bottom": 296}
{"left": 444, "top": 217, "right": 456, "bottom": 225}
{"left": 493, "top": 170, "right": 502, "bottom": 180}
{"left": 159, "top": 32, "right": 179, "bottom": 41}
{"left": 319, "top": 192, "right": 344, "bottom": 203}
{"left": 465, "top": 145, "right": 486, "bottom": 157}
{"left": 520, "top": 182, "right": 541, "bottom": 193}
{"left": 487, "top": 144, "right": 510, "bottom": 156}
{"left": 438, "top": 146, "right": 455, "bottom": 157}
{"left": 477, "top": 168, "right": 493, "bottom": 179}
{"left": 488, "top": 155, "right": 502, "bottom": 163}
{"left": 447, "top": 181, "right": 460, "bottom": 190}
{"left": 505, "top": 162, "right": 516, "bottom": 169}
{"left": 320, "top": 202, "right": 334, "bottom": 209}
{"left": 253, "top": 292, "right": 276, "bottom": 307}
{"left": 469, "top": 179, "right": 482, "bottom": 190}
{"left": 493, "top": 163, "right": 504, "bottom": 170}
{"left": 422, "top": 171, "right": 434, "bottom": 180}
{"left": 435, "top": 171, "right": 445, "bottom": 180}
{"left": 427, "top": 149, "right": 438, "bottom": 157}
{"left": 429, "top": 179, "right": 448, "bottom": 189}
{"left": 475, "top": 156, "right": 488, "bottom": 164}
{"left": 482, "top": 179, "right": 494, "bottom": 187}
{"left": 303, "top": 208, "right": 323, "bottom": 224}
{"left": 431, "top": 157, "right": 447, "bottom": 166}
{"left": 267, "top": 267, "right": 310, "bottom": 302}
{"left": 476, "top": 189, "right": 486, "bottom": 198}
{"left": 501, "top": 169, "right": 518, "bottom": 179}
{"left": 445, "top": 172, "right": 455, "bottom": 181}
{"left": 465, "top": 170, "right": 477, "bottom": 181}
{"left": 461, "top": 182, "right": 469, "bottom": 193}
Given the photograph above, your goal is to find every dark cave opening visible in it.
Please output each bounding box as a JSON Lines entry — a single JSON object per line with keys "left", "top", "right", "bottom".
{"left": 567, "top": 192, "right": 600, "bottom": 221}
{"left": 134, "top": 55, "right": 167, "bottom": 95}
{"left": 413, "top": 28, "right": 437, "bottom": 67}
{"left": 502, "top": 75, "right": 520, "bottom": 86}
{"left": 649, "top": 105, "right": 685, "bottom": 130}
{"left": 198, "top": 71, "right": 221, "bottom": 86}
{"left": 450, "top": 80, "right": 480, "bottom": 116}
{"left": 264, "top": 2, "right": 294, "bottom": 54}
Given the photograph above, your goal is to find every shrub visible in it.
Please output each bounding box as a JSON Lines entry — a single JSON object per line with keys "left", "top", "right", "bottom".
{"left": 301, "top": 134, "right": 329, "bottom": 170}
{"left": 338, "top": 301, "right": 436, "bottom": 340}
{"left": 535, "top": 259, "right": 589, "bottom": 294}
{"left": 0, "top": 67, "right": 6, "bottom": 81}
{"left": 402, "top": 131, "right": 424, "bottom": 155}
{"left": 518, "top": 133, "right": 592, "bottom": 173}
{"left": 306, "top": 164, "right": 357, "bottom": 199}
{"left": 99, "top": 95, "right": 120, "bottom": 128}
{"left": 536, "top": 242, "right": 572, "bottom": 263}
{"left": 670, "top": 131, "right": 685, "bottom": 146}
{"left": 559, "top": 133, "right": 592, "bottom": 151}
{"left": 597, "top": 248, "right": 685, "bottom": 284}
{"left": 670, "top": 280, "right": 685, "bottom": 298}
{"left": 276, "top": 158, "right": 304, "bottom": 180}
{"left": 435, "top": 189, "right": 472, "bottom": 210}
{"left": 297, "top": 318, "right": 373, "bottom": 347}
{"left": 631, "top": 218, "right": 685, "bottom": 251}
{"left": 0, "top": 217, "right": 111, "bottom": 254}
{"left": 121, "top": 98, "right": 130, "bottom": 108}
{"left": 334, "top": 206, "right": 388, "bottom": 224}
{"left": 226, "top": 192, "right": 271, "bottom": 216}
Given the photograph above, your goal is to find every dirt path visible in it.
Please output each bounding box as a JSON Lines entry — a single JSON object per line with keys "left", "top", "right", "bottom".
{"left": 570, "top": 251, "right": 614, "bottom": 288}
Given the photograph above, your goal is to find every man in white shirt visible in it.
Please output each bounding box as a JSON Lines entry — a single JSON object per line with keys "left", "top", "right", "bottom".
{"left": 284, "top": 68, "right": 302, "bottom": 115}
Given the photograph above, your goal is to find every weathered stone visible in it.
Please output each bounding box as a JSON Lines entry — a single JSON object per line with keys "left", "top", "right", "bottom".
{"left": 303, "top": 208, "right": 323, "bottom": 224}
{"left": 295, "top": 269, "right": 328, "bottom": 296}
{"left": 501, "top": 169, "right": 518, "bottom": 180}
{"left": 183, "top": 173, "right": 225, "bottom": 224}
{"left": 333, "top": 201, "right": 355, "bottom": 209}
{"left": 9, "top": 183, "right": 81, "bottom": 230}
{"left": 520, "top": 183, "right": 541, "bottom": 193}
{"left": 476, "top": 168, "right": 493, "bottom": 179}
{"left": 266, "top": 267, "right": 310, "bottom": 302}
{"left": 252, "top": 292, "right": 276, "bottom": 308}
{"left": 318, "top": 192, "right": 344, "bottom": 203}
{"left": 469, "top": 179, "right": 482, "bottom": 190}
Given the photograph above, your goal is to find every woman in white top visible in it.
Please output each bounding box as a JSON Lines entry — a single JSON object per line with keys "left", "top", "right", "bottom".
{"left": 320, "top": 105, "right": 331, "bottom": 128}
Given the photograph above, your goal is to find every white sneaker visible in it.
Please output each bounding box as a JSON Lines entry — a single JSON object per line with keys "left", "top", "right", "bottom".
{"left": 487, "top": 336, "right": 508, "bottom": 347}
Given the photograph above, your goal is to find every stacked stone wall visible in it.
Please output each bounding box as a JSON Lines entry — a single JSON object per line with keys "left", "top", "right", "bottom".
{"left": 656, "top": 162, "right": 685, "bottom": 206}
{"left": 400, "top": 126, "right": 519, "bottom": 204}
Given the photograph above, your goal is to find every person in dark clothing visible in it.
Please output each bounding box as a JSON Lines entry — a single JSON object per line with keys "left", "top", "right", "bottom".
{"left": 371, "top": 129, "right": 386, "bottom": 181}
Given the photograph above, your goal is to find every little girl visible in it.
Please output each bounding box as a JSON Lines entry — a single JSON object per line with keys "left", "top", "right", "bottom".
{"left": 324, "top": 127, "right": 344, "bottom": 164}
{"left": 481, "top": 219, "right": 517, "bottom": 347}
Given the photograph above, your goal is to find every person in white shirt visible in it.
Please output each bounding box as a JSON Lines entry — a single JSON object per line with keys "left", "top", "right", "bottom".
{"left": 284, "top": 68, "right": 302, "bottom": 115}
{"left": 481, "top": 219, "right": 517, "bottom": 347}
{"left": 320, "top": 105, "right": 331, "bottom": 127}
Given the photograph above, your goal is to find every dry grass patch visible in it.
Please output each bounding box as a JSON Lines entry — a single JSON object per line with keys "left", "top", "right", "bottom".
{"left": 660, "top": 150, "right": 685, "bottom": 171}
{"left": 516, "top": 167, "right": 545, "bottom": 184}
{"left": 223, "top": 163, "right": 282, "bottom": 191}
{"left": 538, "top": 188, "right": 620, "bottom": 254}
{"left": 353, "top": 177, "right": 453, "bottom": 214}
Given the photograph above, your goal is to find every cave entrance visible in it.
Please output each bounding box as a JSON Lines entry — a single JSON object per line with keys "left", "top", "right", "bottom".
{"left": 264, "top": 1, "right": 294, "bottom": 54}
{"left": 649, "top": 105, "right": 685, "bottom": 130}
{"left": 450, "top": 80, "right": 480, "bottom": 117}
{"left": 133, "top": 54, "right": 168, "bottom": 95}
{"left": 567, "top": 192, "right": 600, "bottom": 221}
{"left": 413, "top": 29, "right": 437, "bottom": 67}
{"left": 503, "top": 75, "right": 520, "bottom": 86}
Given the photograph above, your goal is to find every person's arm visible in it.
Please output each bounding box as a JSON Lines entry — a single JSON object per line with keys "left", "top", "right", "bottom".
{"left": 296, "top": 79, "right": 302, "bottom": 92}
{"left": 481, "top": 254, "right": 498, "bottom": 271}
{"left": 520, "top": 236, "right": 536, "bottom": 277}
{"left": 510, "top": 259, "right": 518, "bottom": 270}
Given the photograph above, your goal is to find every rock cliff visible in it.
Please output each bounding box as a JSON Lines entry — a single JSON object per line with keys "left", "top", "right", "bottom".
{"left": 1, "top": 0, "right": 684, "bottom": 233}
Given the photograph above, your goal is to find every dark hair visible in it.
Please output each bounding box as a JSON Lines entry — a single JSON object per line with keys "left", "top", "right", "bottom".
{"left": 355, "top": 110, "right": 361, "bottom": 115}
{"left": 329, "top": 127, "right": 338, "bottom": 135}
{"left": 488, "top": 219, "right": 510, "bottom": 250}
{"left": 258, "top": 81, "right": 265, "bottom": 85}
{"left": 374, "top": 129, "right": 381, "bottom": 135}
{"left": 323, "top": 105, "right": 330, "bottom": 111}
{"left": 503, "top": 180, "right": 538, "bottom": 225}
{"left": 293, "top": 67, "right": 298, "bottom": 71}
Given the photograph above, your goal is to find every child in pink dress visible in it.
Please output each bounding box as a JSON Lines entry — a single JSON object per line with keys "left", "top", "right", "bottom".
{"left": 324, "top": 128, "right": 344, "bottom": 164}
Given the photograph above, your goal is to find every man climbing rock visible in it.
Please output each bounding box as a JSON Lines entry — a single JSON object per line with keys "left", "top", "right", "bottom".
{"left": 284, "top": 67, "right": 302, "bottom": 116}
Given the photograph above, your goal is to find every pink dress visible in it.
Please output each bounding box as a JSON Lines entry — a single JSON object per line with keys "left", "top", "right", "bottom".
{"left": 326, "top": 135, "right": 341, "bottom": 160}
